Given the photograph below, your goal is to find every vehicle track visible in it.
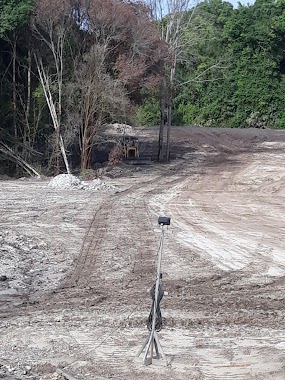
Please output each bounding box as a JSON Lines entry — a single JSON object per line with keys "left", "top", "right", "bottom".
{"left": 1, "top": 173, "right": 186, "bottom": 318}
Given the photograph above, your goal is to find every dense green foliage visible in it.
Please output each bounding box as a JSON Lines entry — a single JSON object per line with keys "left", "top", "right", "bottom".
{"left": 136, "top": 97, "right": 160, "bottom": 125}
{"left": 0, "top": 0, "right": 34, "bottom": 36}
{"left": 139, "top": 0, "right": 285, "bottom": 128}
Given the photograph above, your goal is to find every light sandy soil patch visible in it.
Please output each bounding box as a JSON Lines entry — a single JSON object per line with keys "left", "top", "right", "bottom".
{"left": 1, "top": 127, "right": 285, "bottom": 379}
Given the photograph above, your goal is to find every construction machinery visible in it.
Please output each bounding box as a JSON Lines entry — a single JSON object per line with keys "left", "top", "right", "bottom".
{"left": 120, "top": 135, "right": 152, "bottom": 165}
{"left": 121, "top": 136, "right": 140, "bottom": 159}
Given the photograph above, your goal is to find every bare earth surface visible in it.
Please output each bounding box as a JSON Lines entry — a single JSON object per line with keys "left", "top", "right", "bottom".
{"left": 1, "top": 126, "right": 285, "bottom": 379}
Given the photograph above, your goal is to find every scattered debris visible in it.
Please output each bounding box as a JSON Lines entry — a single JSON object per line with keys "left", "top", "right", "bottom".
{"left": 0, "top": 229, "right": 70, "bottom": 300}
{"left": 57, "top": 369, "right": 79, "bottom": 380}
{"left": 83, "top": 178, "right": 115, "bottom": 191}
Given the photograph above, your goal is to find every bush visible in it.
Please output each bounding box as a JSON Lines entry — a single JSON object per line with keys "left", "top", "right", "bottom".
{"left": 108, "top": 143, "right": 123, "bottom": 166}
{"left": 177, "top": 102, "right": 198, "bottom": 125}
{"left": 274, "top": 113, "right": 285, "bottom": 129}
{"left": 136, "top": 97, "right": 160, "bottom": 125}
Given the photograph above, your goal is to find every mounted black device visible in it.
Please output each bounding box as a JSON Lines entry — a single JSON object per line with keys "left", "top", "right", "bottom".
{"left": 158, "top": 216, "right": 171, "bottom": 226}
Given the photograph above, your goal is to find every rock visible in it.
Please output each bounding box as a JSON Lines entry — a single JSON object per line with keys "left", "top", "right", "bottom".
{"left": 0, "top": 275, "right": 7, "bottom": 281}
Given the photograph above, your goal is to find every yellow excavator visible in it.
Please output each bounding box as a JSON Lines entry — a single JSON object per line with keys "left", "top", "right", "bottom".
{"left": 121, "top": 136, "right": 140, "bottom": 159}
{"left": 120, "top": 135, "right": 151, "bottom": 165}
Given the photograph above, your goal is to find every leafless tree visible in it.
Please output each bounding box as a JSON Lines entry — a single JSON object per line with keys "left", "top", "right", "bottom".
{"left": 66, "top": 0, "right": 161, "bottom": 168}
{"left": 32, "top": 0, "right": 71, "bottom": 174}
{"left": 65, "top": 45, "right": 129, "bottom": 170}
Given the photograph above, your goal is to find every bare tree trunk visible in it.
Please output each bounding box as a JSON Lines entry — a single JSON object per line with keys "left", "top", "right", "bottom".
{"left": 24, "top": 43, "right": 32, "bottom": 159}
{"left": 81, "top": 137, "right": 88, "bottom": 170}
{"left": 57, "top": 31, "right": 64, "bottom": 129}
{"left": 81, "top": 128, "right": 92, "bottom": 170}
{"left": 166, "top": 97, "right": 172, "bottom": 161}
{"left": 149, "top": 0, "right": 194, "bottom": 162}
{"left": 158, "top": 63, "right": 166, "bottom": 161}
{"left": 166, "top": 57, "right": 176, "bottom": 161}
{"left": 59, "top": 134, "right": 70, "bottom": 174}
{"left": 35, "top": 55, "right": 71, "bottom": 174}
{"left": 32, "top": 15, "right": 70, "bottom": 175}
{"left": 12, "top": 35, "right": 17, "bottom": 139}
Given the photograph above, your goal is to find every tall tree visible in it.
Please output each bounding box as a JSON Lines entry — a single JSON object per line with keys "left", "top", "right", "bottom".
{"left": 174, "top": 0, "right": 233, "bottom": 126}
{"left": 32, "top": 0, "right": 72, "bottom": 174}
{"left": 66, "top": 45, "right": 129, "bottom": 170}
{"left": 147, "top": 0, "right": 197, "bottom": 161}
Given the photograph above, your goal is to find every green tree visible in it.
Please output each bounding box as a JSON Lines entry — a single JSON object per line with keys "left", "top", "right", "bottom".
{"left": 0, "top": 0, "right": 34, "bottom": 36}
{"left": 223, "top": 0, "right": 285, "bottom": 127}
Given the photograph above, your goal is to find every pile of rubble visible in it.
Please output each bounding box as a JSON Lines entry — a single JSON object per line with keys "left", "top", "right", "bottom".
{"left": 48, "top": 174, "right": 81, "bottom": 189}
{"left": 48, "top": 174, "right": 116, "bottom": 191}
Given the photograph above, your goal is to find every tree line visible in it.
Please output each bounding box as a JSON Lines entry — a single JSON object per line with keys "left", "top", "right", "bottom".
{"left": 140, "top": 0, "right": 285, "bottom": 131}
{"left": 1, "top": 0, "right": 285, "bottom": 176}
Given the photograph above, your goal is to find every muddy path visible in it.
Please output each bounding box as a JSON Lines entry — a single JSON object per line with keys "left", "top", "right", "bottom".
{"left": 1, "top": 127, "right": 285, "bottom": 379}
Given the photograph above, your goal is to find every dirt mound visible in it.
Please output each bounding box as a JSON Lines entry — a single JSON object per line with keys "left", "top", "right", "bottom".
{"left": 48, "top": 174, "right": 81, "bottom": 189}
{"left": 48, "top": 174, "right": 115, "bottom": 191}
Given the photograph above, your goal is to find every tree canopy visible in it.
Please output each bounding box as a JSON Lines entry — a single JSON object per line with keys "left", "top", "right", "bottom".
{"left": 0, "top": 0, "right": 34, "bottom": 36}
{"left": 139, "top": 0, "right": 285, "bottom": 129}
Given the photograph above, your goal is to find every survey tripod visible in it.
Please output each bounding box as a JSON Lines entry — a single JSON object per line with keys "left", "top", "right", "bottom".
{"left": 136, "top": 216, "right": 170, "bottom": 365}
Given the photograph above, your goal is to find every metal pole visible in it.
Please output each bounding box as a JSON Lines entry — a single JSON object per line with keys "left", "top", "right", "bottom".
{"left": 152, "top": 225, "right": 164, "bottom": 333}
{"left": 137, "top": 217, "right": 170, "bottom": 365}
{"left": 142, "top": 225, "right": 164, "bottom": 364}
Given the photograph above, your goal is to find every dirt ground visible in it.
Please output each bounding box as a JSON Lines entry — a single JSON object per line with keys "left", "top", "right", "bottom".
{"left": 1, "top": 126, "right": 285, "bottom": 380}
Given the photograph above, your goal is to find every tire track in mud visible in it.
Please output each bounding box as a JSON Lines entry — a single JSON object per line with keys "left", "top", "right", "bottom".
{"left": 62, "top": 178, "right": 158, "bottom": 290}
{"left": 69, "top": 174, "right": 187, "bottom": 294}
{"left": 143, "top": 150, "right": 285, "bottom": 333}
{"left": 63, "top": 197, "right": 114, "bottom": 288}
{"left": 1, "top": 173, "right": 186, "bottom": 317}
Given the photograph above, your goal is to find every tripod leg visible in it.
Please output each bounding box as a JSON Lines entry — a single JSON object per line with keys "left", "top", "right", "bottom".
{"left": 143, "top": 330, "right": 154, "bottom": 364}
{"left": 150, "top": 337, "right": 154, "bottom": 361}
{"left": 154, "top": 331, "right": 166, "bottom": 360}
{"left": 136, "top": 334, "right": 150, "bottom": 357}
{"left": 154, "top": 338, "right": 160, "bottom": 359}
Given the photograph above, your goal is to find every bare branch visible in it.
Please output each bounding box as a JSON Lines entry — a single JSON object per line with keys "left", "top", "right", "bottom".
{"left": 0, "top": 142, "right": 41, "bottom": 177}
{"left": 177, "top": 62, "right": 229, "bottom": 86}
